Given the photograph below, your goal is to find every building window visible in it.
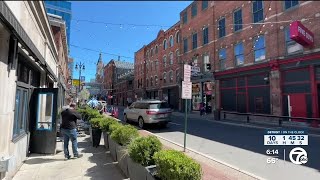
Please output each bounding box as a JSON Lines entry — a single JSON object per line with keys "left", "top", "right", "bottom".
{"left": 192, "top": 33, "right": 198, "bottom": 49}
{"left": 183, "top": 38, "right": 188, "bottom": 53}
{"left": 150, "top": 61, "right": 153, "bottom": 71}
{"left": 169, "top": 71, "right": 173, "bottom": 83}
{"left": 146, "top": 62, "right": 148, "bottom": 73}
{"left": 176, "top": 50, "right": 180, "bottom": 63}
{"left": 13, "top": 87, "right": 28, "bottom": 139}
{"left": 252, "top": 1, "right": 263, "bottom": 23}
{"left": 163, "top": 39, "right": 167, "bottom": 50}
{"left": 285, "top": 27, "right": 303, "bottom": 55}
{"left": 254, "top": 35, "right": 266, "bottom": 62}
{"left": 218, "top": 18, "right": 226, "bottom": 38}
{"left": 234, "top": 43, "right": 244, "bottom": 65}
{"left": 176, "top": 69, "right": 180, "bottom": 83}
{"left": 155, "top": 60, "right": 159, "bottom": 71}
{"left": 203, "top": 27, "right": 209, "bottom": 45}
{"left": 150, "top": 48, "right": 153, "bottom": 57}
{"left": 155, "top": 45, "right": 158, "bottom": 54}
{"left": 219, "top": 48, "right": 227, "bottom": 70}
{"left": 176, "top": 32, "right": 180, "bottom": 43}
{"left": 163, "top": 56, "right": 167, "bottom": 68}
{"left": 234, "top": 9, "right": 243, "bottom": 31}
{"left": 169, "top": 52, "right": 173, "bottom": 65}
{"left": 150, "top": 77, "right": 153, "bottom": 86}
{"left": 203, "top": 54, "right": 210, "bottom": 72}
{"left": 284, "top": 0, "right": 299, "bottom": 10}
{"left": 192, "top": 3, "right": 197, "bottom": 17}
{"left": 146, "top": 78, "right": 149, "bottom": 87}
{"left": 163, "top": 72, "right": 167, "bottom": 84}
{"left": 193, "top": 57, "right": 198, "bottom": 66}
{"left": 169, "top": 35, "right": 174, "bottom": 47}
{"left": 183, "top": 11, "right": 188, "bottom": 24}
{"left": 155, "top": 76, "right": 158, "bottom": 86}
{"left": 202, "top": 1, "right": 208, "bottom": 10}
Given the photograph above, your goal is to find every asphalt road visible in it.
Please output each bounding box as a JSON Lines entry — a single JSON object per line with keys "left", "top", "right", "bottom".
{"left": 116, "top": 107, "right": 320, "bottom": 180}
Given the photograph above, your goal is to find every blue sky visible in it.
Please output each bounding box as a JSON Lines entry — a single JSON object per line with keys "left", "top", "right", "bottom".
{"left": 70, "top": 1, "right": 192, "bottom": 81}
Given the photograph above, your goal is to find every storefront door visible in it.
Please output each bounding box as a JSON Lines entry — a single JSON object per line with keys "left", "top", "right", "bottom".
{"left": 289, "top": 94, "right": 307, "bottom": 121}
{"left": 29, "top": 88, "right": 58, "bottom": 154}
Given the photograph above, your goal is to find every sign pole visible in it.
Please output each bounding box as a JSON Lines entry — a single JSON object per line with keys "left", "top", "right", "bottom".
{"left": 184, "top": 99, "right": 188, "bottom": 152}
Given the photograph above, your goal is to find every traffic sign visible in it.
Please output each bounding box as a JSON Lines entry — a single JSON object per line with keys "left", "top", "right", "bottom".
{"left": 80, "top": 76, "right": 85, "bottom": 82}
{"left": 184, "top": 64, "right": 191, "bottom": 82}
{"left": 191, "top": 66, "right": 200, "bottom": 73}
{"left": 182, "top": 81, "right": 192, "bottom": 99}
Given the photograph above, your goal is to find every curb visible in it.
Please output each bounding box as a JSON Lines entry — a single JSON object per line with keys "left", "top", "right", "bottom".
{"left": 142, "top": 130, "right": 265, "bottom": 180}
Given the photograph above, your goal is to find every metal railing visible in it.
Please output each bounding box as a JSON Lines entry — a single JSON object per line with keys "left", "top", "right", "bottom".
{"left": 220, "top": 111, "right": 320, "bottom": 127}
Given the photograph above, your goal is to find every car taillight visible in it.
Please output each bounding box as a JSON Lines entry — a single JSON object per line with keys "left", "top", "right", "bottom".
{"left": 146, "top": 110, "right": 158, "bottom": 115}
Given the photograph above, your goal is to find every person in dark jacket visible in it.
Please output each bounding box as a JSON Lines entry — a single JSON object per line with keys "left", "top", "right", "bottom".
{"left": 61, "top": 103, "right": 83, "bottom": 159}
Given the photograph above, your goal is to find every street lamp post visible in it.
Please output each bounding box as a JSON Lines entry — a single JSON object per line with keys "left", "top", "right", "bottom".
{"left": 75, "top": 62, "right": 85, "bottom": 104}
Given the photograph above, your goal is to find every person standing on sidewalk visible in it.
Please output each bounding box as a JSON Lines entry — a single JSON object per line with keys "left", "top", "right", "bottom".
{"left": 61, "top": 103, "right": 83, "bottom": 160}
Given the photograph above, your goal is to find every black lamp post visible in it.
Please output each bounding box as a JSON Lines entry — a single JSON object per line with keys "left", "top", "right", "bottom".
{"left": 75, "top": 62, "right": 85, "bottom": 102}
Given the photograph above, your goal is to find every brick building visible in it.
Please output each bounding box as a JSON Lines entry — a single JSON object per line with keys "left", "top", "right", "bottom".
{"left": 211, "top": 1, "right": 320, "bottom": 125}
{"left": 180, "top": 1, "right": 215, "bottom": 111}
{"left": 103, "top": 59, "right": 134, "bottom": 105}
{"left": 113, "top": 70, "right": 134, "bottom": 106}
{"left": 134, "top": 22, "right": 181, "bottom": 109}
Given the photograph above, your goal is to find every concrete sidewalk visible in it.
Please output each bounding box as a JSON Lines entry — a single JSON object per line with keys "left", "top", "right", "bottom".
{"left": 13, "top": 136, "right": 126, "bottom": 180}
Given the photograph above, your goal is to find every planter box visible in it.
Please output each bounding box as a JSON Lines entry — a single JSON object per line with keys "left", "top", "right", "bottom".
{"left": 91, "top": 127, "right": 102, "bottom": 147}
{"left": 146, "top": 165, "right": 159, "bottom": 180}
{"left": 108, "top": 135, "right": 118, "bottom": 161}
{"left": 127, "top": 157, "right": 148, "bottom": 180}
{"left": 89, "top": 126, "right": 93, "bottom": 142}
{"left": 116, "top": 145, "right": 129, "bottom": 177}
{"left": 102, "top": 132, "right": 109, "bottom": 149}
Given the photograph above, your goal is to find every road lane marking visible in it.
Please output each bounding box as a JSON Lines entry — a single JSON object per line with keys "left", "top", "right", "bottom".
{"left": 169, "top": 122, "right": 181, "bottom": 126}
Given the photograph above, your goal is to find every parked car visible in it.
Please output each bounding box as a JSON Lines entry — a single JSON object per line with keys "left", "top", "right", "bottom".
{"left": 123, "top": 100, "right": 172, "bottom": 128}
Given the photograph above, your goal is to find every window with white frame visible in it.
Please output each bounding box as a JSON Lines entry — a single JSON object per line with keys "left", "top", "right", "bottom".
{"left": 203, "top": 27, "right": 209, "bottom": 45}
{"left": 163, "top": 56, "right": 167, "bottom": 67}
{"left": 176, "top": 31, "right": 180, "bottom": 43}
{"left": 219, "top": 48, "right": 227, "bottom": 70}
{"left": 169, "top": 52, "right": 173, "bottom": 65}
{"left": 163, "top": 72, "right": 167, "bottom": 84}
{"left": 169, "top": 71, "right": 173, "bottom": 83}
{"left": 285, "top": 27, "right": 303, "bottom": 55}
{"left": 218, "top": 18, "right": 226, "bottom": 38}
{"left": 234, "top": 42, "right": 244, "bottom": 65}
{"left": 13, "top": 87, "right": 28, "bottom": 139}
{"left": 254, "top": 35, "right": 266, "bottom": 61}
{"left": 252, "top": 1, "right": 264, "bottom": 23}
{"left": 169, "top": 35, "right": 174, "bottom": 47}
{"left": 284, "top": 0, "right": 299, "bottom": 10}
{"left": 163, "top": 39, "right": 168, "bottom": 50}
{"left": 203, "top": 54, "right": 210, "bottom": 72}
{"left": 155, "top": 76, "right": 158, "bottom": 86}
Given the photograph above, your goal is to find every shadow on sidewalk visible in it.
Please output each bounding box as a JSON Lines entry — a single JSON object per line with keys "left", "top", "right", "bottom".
{"left": 77, "top": 137, "right": 126, "bottom": 180}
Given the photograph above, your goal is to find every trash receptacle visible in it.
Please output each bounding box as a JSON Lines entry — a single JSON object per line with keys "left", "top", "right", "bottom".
{"left": 214, "top": 110, "right": 221, "bottom": 120}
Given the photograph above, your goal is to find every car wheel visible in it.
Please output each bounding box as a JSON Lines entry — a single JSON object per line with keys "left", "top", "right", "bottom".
{"left": 124, "top": 114, "right": 129, "bottom": 123}
{"left": 138, "top": 117, "right": 144, "bottom": 129}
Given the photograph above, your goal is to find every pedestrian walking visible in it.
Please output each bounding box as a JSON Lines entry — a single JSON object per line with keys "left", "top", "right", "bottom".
{"left": 200, "top": 102, "right": 206, "bottom": 116}
{"left": 60, "top": 103, "right": 83, "bottom": 160}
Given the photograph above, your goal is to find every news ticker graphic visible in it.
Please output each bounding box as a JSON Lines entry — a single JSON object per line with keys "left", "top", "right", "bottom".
{"left": 264, "top": 130, "right": 308, "bottom": 146}
{"left": 265, "top": 147, "right": 308, "bottom": 165}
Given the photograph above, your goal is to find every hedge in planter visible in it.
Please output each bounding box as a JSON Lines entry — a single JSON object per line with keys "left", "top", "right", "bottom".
{"left": 111, "top": 125, "right": 139, "bottom": 177}
{"left": 108, "top": 122, "right": 123, "bottom": 161}
{"left": 127, "top": 136, "right": 162, "bottom": 180}
{"left": 99, "top": 118, "right": 118, "bottom": 149}
{"left": 154, "top": 150, "right": 202, "bottom": 180}
{"left": 89, "top": 118, "right": 103, "bottom": 147}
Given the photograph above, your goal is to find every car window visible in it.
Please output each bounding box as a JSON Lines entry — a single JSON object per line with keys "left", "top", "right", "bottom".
{"left": 149, "top": 102, "right": 170, "bottom": 109}
{"left": 130, "top": 102, "right": 136, "bottom": 108}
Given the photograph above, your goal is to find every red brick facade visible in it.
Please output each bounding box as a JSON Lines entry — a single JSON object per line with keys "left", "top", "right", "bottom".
{"left": 104, "top": 61, "right": 116, "bottom": 105}
{"left": 133, "top": 1, "right": 320, "bottom": 121}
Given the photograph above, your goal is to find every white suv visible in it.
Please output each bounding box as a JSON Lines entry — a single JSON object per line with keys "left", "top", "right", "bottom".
{"left": 123, "top": 100, "right": 172, "bottom": 128}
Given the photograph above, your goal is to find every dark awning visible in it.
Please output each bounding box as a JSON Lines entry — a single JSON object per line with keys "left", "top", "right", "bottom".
{"left": 0, "top": 1, "right": 58, "bottom": 81}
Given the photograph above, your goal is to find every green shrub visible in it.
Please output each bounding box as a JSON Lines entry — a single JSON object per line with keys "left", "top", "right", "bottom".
{"left": 128, "top": 136, "right": 162, "bottom": 166}
{"left": 154, "top": 150, "right": 202, "bottom": 180}
{"left": 111, "top": 125, "right": 139, "bottom": 146}
{"left": 89, "top": 118, "right": 103, "bottom": 129}
{"left": 109, "top": 122, "right": 122, "bottom": 135}
{"left": 99, "top": 118, "right": 118, "bottom": 133}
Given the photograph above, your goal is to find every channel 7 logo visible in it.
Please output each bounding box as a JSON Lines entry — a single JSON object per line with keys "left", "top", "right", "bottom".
{"left": 289, "top": 147, "right": 308, "bottom": 165}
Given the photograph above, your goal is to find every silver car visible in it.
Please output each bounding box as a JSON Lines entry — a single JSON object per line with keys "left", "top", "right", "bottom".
{"left": 123, "top": 100, "right": 172, "bottom": 128}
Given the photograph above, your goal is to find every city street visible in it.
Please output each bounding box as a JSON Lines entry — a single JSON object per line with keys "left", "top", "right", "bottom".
{"left": 116, "top": 106, "right": 320, "bottom": 180}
